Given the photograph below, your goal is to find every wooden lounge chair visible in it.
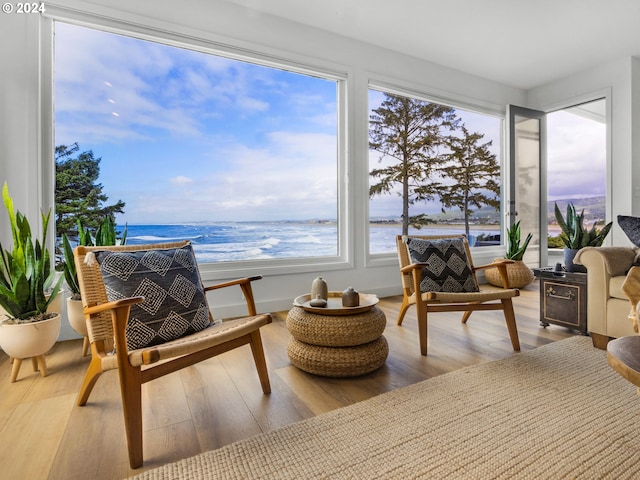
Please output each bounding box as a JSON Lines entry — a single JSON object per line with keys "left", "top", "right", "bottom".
{"left": 73, "top": 240, "right": 272, "bottom": 468}
{"left": 396, "top": 234, "right": 521, "bottom": 356}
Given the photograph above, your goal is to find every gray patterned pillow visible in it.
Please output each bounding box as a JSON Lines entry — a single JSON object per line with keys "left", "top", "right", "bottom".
{"left": 94, "top": 243, "right": 213, "bottom": 350}
{"left": 619, "top": 215, "right": 640, "bottom": 248}
{"left": 405, "top": 237, "right": 479, "bottom": 293}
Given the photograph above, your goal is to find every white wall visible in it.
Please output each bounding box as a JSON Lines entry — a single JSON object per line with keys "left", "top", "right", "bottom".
{"left": 5, "top": 0, "right": 637, "bottom": 340}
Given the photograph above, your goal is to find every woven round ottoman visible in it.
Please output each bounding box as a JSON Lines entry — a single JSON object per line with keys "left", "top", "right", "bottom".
{"left": 287, "top": 336, "right": 388, "bottom": 377}
{"left": 286, "top": 305, "right": 388, "bottom": 377}
{"left": 286, "top": 305, "right": 386, "bottom": 346}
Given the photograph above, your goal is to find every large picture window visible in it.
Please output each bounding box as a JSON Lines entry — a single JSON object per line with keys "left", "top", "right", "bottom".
{"left": 368, "top": 88, "right": 503, "bottom": 254}
{"left": 54, "top": 22, "right": 340, "bottom": 263}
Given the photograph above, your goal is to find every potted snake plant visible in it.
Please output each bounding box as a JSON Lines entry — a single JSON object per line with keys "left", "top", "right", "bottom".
{"left": 0, "top": 182, "right": 64, "bottom": 381}
{"left": 554, "top": 202, "right": 612, "bottom": 272}
{"left": 60, "top": 216, "right": 127, "bottom": 356}
{"left": 486, "top": 221, "right": 535, "bottom": 288}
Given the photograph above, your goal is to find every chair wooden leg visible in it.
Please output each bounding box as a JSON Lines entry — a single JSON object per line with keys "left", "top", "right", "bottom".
{"left": 461, "top": 311, "right": 473, "bottom": 324}
{"left": 249, "top": 330, "right": 271, "bottom": 394}
{"left": 118, "top": 365, "right": 144, "bottom": 469}
{"left": 502, "top": 298, "right": 520, "bottom": 352}
{"left": 397, "top": 297, "right": 411, "bottom": 326}
{"left": 76, "top": 353, "right": 104, "bottom": 406}
{"left": 417, "top": 307, "right": 428, "bottom": 356}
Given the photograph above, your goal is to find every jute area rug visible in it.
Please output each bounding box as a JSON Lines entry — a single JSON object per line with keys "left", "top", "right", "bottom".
{"left": 131, "top": 337, "right": 640, "bottom": 479}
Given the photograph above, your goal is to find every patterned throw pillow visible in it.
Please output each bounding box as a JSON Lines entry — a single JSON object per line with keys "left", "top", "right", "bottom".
{"left": 619, "top": 215, "right": 640, "bottom": 248}
{"left": 94, "top": 243, "right": 213, "bottom": 350}
{"left": 405, "top": 237, "right": 479, "bottom": 293}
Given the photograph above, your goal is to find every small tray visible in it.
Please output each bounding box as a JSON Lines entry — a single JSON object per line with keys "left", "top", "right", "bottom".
{"left": 293, "top": 291, "right": 379, "bottom": 315}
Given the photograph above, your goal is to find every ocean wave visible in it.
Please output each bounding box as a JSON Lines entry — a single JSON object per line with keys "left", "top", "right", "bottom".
{"left": 129, "top": 234, "right": 203, "bottom": 242}
{"left": 261, "top": 237, "right": 281, "bottom": 248}
{"left": 287, "top": 235, "right": 322, "bottom": 244}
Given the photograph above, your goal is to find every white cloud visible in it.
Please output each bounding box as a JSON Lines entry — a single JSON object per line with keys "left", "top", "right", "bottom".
{"left": 111, "top": 131, "right": 338, "bottom": 223}
{"left": 547, "top": 111, "right": 606, "bottom": 199}
{"left": 171, "top": 176, "right": 194, "bottom": 185}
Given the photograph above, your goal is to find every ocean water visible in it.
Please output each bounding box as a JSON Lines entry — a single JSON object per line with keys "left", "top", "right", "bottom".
{"left": 124, "top": 223, "right": 337, "bottom": 262}
{"left": 122, "top": 223, "right": 498, "bottom": 261}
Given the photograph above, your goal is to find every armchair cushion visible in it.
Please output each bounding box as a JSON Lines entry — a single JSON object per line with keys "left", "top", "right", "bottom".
{"left": 94, "top": 243, "right": 212, "bottom": 350}
{"left": 405, "top": 237, "right": 479, "bottom": 293}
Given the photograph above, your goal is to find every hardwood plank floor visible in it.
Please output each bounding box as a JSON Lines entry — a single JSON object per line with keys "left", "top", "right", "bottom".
{"left": 0, "top": 282, "right": 577, "bottom": 479}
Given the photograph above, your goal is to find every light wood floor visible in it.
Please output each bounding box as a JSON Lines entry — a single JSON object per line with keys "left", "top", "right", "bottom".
{"left": 0, "top": 282, "right": 577, "bottom": 479}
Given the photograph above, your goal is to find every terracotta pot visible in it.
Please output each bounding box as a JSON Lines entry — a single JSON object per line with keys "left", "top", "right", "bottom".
{"left": 485, "top": 259, "right": 535, "bottom": 288}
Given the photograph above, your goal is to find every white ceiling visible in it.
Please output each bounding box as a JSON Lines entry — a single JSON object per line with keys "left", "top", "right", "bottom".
{"left": 223, "top": 0, "right": 640, "bottom": 90}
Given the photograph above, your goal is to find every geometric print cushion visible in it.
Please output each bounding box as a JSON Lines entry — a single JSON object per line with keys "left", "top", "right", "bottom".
{"left": 405, "top": 237, "right": 479, "bottom": 293}
{"left": 618, "top": 215, "right": 640, "bottom": 248}
{"left": 94, "top": 243, "right": 214, "bottom": 350}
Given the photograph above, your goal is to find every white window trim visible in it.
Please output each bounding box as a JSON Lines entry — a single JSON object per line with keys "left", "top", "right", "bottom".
{"left": 41, "top": 7, "right": 353, "bottom": 281}
{"left": 365, "top": 78, "right": 508, "bottom": 268}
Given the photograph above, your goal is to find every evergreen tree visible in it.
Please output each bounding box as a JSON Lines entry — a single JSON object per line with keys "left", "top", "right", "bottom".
{"left": 438, "top": 125, "right": 500, "bottom": 235}
{"left": 369, "top": 93, "right": 459, "bottom": 235}
{"left": 55, "top": 143, "right": 125, "bottom": 239}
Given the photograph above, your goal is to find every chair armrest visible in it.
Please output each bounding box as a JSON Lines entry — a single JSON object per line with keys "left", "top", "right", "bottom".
{"left": 203, "top": 275, "right": 263, "bottom": 291}
{"left": 84, "top": 296, "right": 145, "bottom": 316}
{"left": 474, "top": 259, "right": 515, "bottom": 271}
{"left": 84, "top": 297, "right": 145, "bottom": 363}
{"left": 475, "top": 260, "right": 515, "bottom": 289}
{"left": 400, "top": 262, "right": 429, "bottom": 274}
{"left": 204, "top": 276, "right": 264, "bottom": 316}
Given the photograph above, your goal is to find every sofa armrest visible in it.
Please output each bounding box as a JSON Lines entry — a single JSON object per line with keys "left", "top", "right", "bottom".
{"left": 573, "top": 247, "right": 637, "bottom": 336}
{"left": 574, "top": 247, "right": 637, "bottom": 277}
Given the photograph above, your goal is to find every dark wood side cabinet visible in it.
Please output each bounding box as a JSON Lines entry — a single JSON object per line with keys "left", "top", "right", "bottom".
{"left": 533, "top": 268, "right": 588, "bottom": 335}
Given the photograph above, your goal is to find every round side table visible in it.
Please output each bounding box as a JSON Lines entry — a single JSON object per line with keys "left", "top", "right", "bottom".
{"left": 286, "top": 304, "right": 388, "bottom": 377}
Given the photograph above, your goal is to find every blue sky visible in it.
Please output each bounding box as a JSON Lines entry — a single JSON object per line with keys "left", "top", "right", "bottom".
{"left": 55, "top": 22, "right": 606, "bottom": 226}
{"left": 55, "top": 22, "right": 338, "bottom": 224}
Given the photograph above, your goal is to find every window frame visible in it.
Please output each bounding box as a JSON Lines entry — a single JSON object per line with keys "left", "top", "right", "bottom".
{"left": 365, "top": 79, "right": 507, "bottom": 268}
{"left": 41, "top": 7, "right": 352, "bottom": 281}
{"left": 543, "top": 90, "right": 612, "bottom": 254}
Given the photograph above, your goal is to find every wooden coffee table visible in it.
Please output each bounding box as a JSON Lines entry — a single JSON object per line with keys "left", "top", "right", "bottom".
{"left": 607, "top": 335, "right": 640, "bottom": 394}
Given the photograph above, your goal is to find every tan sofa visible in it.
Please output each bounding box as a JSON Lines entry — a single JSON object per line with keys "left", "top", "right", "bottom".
{"left": 574, "top": 247, "right": 638, "bottom": 349}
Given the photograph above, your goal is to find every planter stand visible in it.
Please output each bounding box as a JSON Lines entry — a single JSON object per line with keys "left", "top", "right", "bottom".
{"left": 10, "top": 355, "right": 49, "bottom": 383}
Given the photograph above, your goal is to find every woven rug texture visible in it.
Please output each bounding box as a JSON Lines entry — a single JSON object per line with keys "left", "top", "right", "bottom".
{"left": 131, "top": 337, "right": 640, "bottom": 479}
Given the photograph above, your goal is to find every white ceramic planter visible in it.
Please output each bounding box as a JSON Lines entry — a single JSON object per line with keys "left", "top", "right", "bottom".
{"left": 0, "top": 313, "right": 61, "bottom": 382}
{"left": 67, "top": 296, "right": 90, "bottom": 356}
{"left": 46, "top": 293, "right": 64, "bottom": 316}
{"left": 0, "top": 313, "right": 61, "bottom": 359}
